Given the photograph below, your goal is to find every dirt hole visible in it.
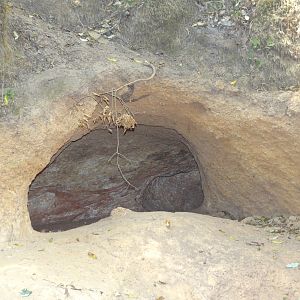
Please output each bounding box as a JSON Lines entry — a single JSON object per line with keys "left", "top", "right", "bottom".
{"left": 28, "top": 126, "right": 204, "bottom": 232}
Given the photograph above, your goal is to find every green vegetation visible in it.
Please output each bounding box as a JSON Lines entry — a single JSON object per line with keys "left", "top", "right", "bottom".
{"left": 0, "top": 0, "right": 15, "bottom": 112}
{"left": 250, "top": 37, "right": 261, "bottom": 50}
{"left": 2, "top": 88, "right": 14, "bottom": 106}
{"left": 251, "top": 0, "right": 299, "bottom": 60}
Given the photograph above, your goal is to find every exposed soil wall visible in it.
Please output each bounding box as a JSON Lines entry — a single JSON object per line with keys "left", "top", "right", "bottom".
{"left": 0, "top": 0, "right": 299, "bottom": 242}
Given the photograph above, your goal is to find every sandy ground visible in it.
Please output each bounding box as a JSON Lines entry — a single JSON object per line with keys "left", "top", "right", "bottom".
{"left": 0, "top": 210, "right": 299, "bottom": 300}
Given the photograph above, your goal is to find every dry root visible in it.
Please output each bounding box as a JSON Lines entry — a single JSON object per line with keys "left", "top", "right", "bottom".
{"left": 77, "top": 61, "right": 156, "bottom": 188}
{"left": 116, "top": 113, "right": 137, "bottom": 133}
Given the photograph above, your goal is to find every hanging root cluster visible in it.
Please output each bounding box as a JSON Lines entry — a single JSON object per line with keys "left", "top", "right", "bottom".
{"left": 78, "top": 61, "right": 156, "bottom": 189}
{"left": 92, "top": 92, "right": 137, "bottom": 134}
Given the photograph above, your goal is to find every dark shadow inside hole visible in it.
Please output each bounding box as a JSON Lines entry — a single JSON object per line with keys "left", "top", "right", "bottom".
{"left": 28, "top": 125, "right": 204, "bottom": 232}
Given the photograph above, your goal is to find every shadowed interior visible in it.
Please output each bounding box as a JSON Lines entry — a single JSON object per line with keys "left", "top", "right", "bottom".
{"left": 28, "top": 126, "right": 204, "bottom": 231}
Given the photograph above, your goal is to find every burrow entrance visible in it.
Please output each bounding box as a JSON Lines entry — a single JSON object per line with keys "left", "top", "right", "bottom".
{"left": 28, "top": 126, "right": 204, "bottom": 232}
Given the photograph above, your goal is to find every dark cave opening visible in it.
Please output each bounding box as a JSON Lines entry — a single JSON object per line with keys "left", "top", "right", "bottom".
{"left": 28, "top": 126, "right": 204, "bottom": 232}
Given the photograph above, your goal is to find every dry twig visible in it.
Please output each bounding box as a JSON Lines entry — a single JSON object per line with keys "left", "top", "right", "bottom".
{"left": 108, "top": 89, "right": 137, "bottom": 189}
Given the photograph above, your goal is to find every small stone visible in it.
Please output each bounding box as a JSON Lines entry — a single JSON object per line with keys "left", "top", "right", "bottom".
{"left": 220, "top": 16, "right": 234, "bottom": 27}
{"left": 272, "top": 216, "right": 285, "bottom": 225}
{"left": 110, "top": 207, "right": 132, "bottom": 217}
{"left": 192, "top": 21, "right": 207, "bottom": 27}
{"left": 268, "top": 227, "right": 283, "bottom": 233}
{"left": 219, "top": 10, "right": 226, "bottom": 16}
{"left": 101, "top": 23, "right": 111, "bottom": 29}
{"left": 72, "top": 0, "right": 81, "bottom": 6}
{"left": 13, "top": 31, "right": 19, "bottom": 40}
{"left": 288, "top": 216, "right": 299, "bottom": 222}
{"left": 106, "top": 34, "right": 115, "bottom": 39}
{"left": 113, "top": 1, "right": 122, "bottom": 6}
{"left": 241, "top": 216, "right": 257, "bottom": 225}
{"left": 88, "top": 31, "right": 101, "bottom": 40}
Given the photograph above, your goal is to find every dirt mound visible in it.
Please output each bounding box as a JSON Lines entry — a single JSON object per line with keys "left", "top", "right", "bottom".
{"left": 1, "top": 212, "right": 300, "bottom": 299}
